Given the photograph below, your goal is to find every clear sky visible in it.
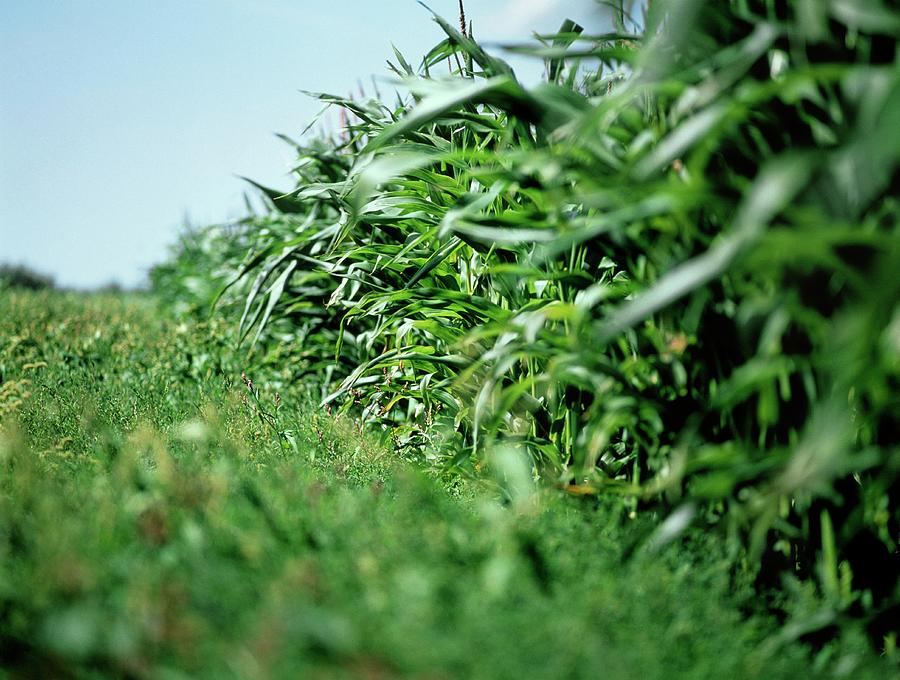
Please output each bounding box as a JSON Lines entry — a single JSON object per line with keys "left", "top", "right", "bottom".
{"left": 1, "top": 0, "right": 606, "bottom": 289}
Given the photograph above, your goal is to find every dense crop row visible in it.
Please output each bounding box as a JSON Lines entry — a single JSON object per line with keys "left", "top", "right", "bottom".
{"left": 153, "top": 0, "right": 899, "bottom": 651}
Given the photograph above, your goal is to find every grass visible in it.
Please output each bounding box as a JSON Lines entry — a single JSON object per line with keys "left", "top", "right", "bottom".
{"left": 1, "top": 290, "right": 891, "bottom": 678}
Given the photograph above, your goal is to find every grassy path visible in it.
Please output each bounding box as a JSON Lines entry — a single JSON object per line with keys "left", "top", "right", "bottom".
{"left": 0, "top": 292, "right": 886, "bottom": 678}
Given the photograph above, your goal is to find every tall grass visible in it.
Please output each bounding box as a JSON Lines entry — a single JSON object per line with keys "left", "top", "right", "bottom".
{"left": 154, "top": 0, "right": 900, "bottom": 651}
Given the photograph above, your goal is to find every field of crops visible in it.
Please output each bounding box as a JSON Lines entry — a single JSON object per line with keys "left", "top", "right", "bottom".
{"left": 0, "top": 290, "right": 889, "bottom": 677}
{"left": 3, "top": 0, "right": 899, "bottom": 677}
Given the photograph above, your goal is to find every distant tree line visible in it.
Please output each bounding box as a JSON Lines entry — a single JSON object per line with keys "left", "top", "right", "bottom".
{"left": 0, "top": 264, "right": 55, "bottom": 291}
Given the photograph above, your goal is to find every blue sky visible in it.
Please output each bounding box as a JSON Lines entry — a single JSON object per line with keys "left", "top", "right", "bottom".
{"left": 1, "top": 0, "right": 606, "bottom": 289}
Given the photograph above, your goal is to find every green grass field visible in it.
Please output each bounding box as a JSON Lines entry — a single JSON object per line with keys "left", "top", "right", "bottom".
{"left": 0, "top": 291, "right": 890, "bottom": 678}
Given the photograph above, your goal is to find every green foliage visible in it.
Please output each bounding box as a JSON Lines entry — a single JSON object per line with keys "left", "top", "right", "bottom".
{"left": 7, "top": 291, "right": 890, "bottom": 677}
{"left": 150, "top": 221, "right": 257, "bottom": 317}
{"left": 153, "top": 0, "right": 900, "bottom": 655}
